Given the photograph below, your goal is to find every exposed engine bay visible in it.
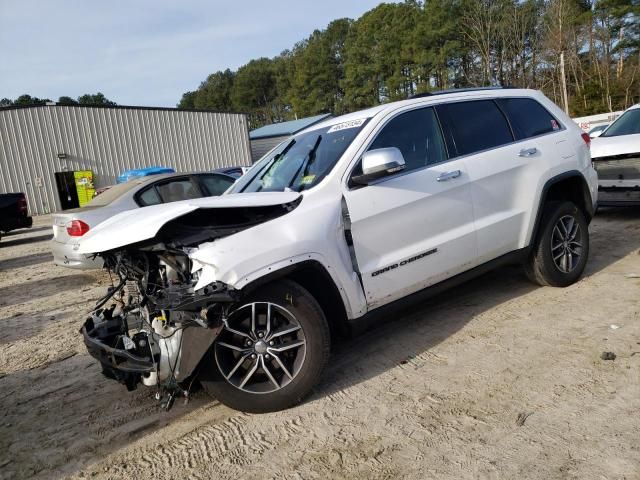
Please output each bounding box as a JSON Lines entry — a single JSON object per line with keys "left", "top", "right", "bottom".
{"left": 82, "top": 248, "right": 235, "bottom": 409}
{"left": 81, "top": 200, "right": 301, "bottom": 410}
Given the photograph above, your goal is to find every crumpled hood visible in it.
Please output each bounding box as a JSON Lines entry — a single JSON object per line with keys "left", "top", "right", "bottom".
{"left": 77, "top": 192, "right": 301, "bottom": 254}
{"left": 591, "top": 134, "right": 640, "bottom": 159}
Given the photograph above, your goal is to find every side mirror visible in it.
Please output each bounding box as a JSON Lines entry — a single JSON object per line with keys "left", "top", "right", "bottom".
{"left": 351, "top": 147, "right": 406, "bottom": 185}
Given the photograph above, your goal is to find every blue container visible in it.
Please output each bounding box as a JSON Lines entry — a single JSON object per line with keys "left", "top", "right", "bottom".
{"left": 117, "top": 166, "right": 175, "bottom": 183}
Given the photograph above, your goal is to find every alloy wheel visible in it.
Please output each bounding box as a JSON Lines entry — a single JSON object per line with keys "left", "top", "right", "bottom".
{"left": 551, "top": 214, "right": 583, "bottom": 273}
{"left": 214, "top": 302, "right": 307, "bottom": 394}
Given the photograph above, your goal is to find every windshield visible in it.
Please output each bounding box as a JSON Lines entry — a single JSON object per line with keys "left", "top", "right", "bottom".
{"left": 230, "top": 119, "right": 368, "bottom": 193}
{"left": 601, "top": 109, "right": 640, "bottom": 137}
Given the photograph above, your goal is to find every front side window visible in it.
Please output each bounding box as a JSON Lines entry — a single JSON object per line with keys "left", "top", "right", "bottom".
{"left": 230, "top": 120, "right": 368, "bottom": 193}
{"left": 155, "top": 179, "right": 200, "bottom": 203}
{"left": 436, "top": 100, "right": 513, "bottom": 156}
{"left": 601, "top": 109, "right": 640, "bottom": 137}
{"left": 198, "top": 174, "right": 235, "bottom": 196}
{"left": 497, "top": 98, "right": 561, "bottom": 140}
{"left": 367, "top": 107, "right": 447, "bottom": 171}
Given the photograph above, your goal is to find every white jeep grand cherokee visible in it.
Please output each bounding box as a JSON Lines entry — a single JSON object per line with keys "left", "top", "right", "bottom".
{"left": 78, "top": 87, "right": 598, "bottom": 413}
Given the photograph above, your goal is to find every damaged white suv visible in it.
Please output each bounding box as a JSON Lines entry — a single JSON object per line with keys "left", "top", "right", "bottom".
{"left": 78, "top": 88, "right": 598, "bottom": 413}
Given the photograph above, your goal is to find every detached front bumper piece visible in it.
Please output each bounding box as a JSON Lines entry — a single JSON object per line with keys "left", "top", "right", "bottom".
{"left": 82, "top": 315, "right": 155, "bottom": 390}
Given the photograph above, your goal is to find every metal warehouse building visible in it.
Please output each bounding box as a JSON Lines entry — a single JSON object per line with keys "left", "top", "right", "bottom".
{"left": 0, "top": 104, "right": 252, "bottom": 215}
{"left": 249, "top": 113, "right": 332, "bottom": 162}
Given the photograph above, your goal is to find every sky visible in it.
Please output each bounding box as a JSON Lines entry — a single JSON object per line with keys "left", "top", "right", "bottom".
{"left": 0, "top": 0, "right": 385, "bottom": 107}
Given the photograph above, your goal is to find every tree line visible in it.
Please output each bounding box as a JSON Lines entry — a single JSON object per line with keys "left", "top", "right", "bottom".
{"left": 179, "top": 0, "right": 639, "bottom": 128}
{"left": 0, "top": 92, "right": 117, "bottom": 107}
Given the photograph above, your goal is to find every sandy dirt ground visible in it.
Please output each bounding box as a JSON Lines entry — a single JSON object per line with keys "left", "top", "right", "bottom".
{"left": 0, "top": 210, "right": 639, "bottom": 480}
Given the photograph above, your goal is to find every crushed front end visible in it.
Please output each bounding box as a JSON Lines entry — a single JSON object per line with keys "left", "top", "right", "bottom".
{"left": 77, "top": 197, "right": 303, "bottom": 410}
{"left": 82, "top": 247, "right": 238, "bottom": 409}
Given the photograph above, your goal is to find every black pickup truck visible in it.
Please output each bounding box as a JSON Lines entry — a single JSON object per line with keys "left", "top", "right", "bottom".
{"left": 0, "top": 193, "right": 33, "bottom": 242}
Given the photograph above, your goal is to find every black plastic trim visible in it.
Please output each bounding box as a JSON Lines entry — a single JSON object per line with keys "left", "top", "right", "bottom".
{"left": 409, "top": 86, "right": 515, "bottom": 99}
{"left": 529, "top": 170, "right": 595, "bottom": 246}
{"left": 82, "top": 323, "right": 155, "bottom": 373}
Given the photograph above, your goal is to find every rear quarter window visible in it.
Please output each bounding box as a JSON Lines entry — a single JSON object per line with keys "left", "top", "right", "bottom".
{"left": 137, "top": 186, "right": 162, "bottom": 206}
{"left": 496, "top": 98, "right": 561, "bottom": 140}
{"left": 435, "top": 100, "right": 513, "bottom": 156}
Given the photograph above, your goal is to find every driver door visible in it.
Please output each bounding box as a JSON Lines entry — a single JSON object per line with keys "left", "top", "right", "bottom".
{"left": 343, "top": 106, "right": 477, "bottom": 310}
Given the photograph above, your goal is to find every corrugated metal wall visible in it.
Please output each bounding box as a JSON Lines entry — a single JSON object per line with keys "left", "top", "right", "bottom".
{"left": 250, "top": 135, "right": 288, "bottom": 162}
{"left": 0, "top": 105, "right": 252, "bottom": 215}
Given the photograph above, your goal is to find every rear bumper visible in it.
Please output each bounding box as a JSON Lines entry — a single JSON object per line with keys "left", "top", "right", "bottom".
{"left": 51, "top": 239, "right": 103, "bottom": 269}
{"left": 584, "top": 166, "right": 599, "bottom": 213}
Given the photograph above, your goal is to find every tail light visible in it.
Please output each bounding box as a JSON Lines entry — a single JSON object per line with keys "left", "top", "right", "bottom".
{"left": 18, "top": 195, "right": 28, "bottom": 214}
{"left": 66, "top": 220, "right": 90, "bottom": 237}
{"left": 581, "top": 132, "right": 591, "bottom": 148}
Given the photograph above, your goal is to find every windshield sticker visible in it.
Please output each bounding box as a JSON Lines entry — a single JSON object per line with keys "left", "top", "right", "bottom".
{"left": 327, "top": 118, "right": 366, "bottom": 133}
{"left": 301, "top": 174, "right": 316, "bottom": 185}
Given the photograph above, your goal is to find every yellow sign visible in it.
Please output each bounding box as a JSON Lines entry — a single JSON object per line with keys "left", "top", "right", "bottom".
{"left": 74, "top": 170, "right": 95, "bottom": 207}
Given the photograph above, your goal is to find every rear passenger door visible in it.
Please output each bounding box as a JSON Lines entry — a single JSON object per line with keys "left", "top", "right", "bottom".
{"left": 436, "top": 98, "right": 563, "bottom": 263}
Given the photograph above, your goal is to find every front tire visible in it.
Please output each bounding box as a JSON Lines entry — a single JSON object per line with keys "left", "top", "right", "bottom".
{"left": 525, "top": 201, "right": 589, "bottom": 287}
{"left": 200, "top": 279, "right": 330, "bottom": 413}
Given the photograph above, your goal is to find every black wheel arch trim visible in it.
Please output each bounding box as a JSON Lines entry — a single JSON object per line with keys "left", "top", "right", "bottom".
{"left": 241, "top": 259, "right": 351, "bottom": 338}
{"left": 529, "top": 170, "right": 594, "bottom": 248}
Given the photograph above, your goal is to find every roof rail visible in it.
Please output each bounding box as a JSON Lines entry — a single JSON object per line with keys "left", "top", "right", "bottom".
{"left": 409, "top": 86, "right": 515, "bottom": 99}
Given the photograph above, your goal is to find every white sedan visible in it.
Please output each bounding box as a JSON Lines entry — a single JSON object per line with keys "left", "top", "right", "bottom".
{"left": 51, "top": 172, "right": 235, "bottom": 269}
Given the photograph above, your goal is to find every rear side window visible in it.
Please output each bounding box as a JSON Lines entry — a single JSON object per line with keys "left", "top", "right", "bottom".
{"left": 436, "top": 100, "right": 513, "bottom": 156}
{"left": 368, "top": 107, "right": 448, "bottom": 171}
{"left": 497, "top": 98, "right": 561, "bottom": 139}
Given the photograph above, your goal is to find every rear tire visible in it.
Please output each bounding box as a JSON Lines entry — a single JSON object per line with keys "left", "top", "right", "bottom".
{"left": 200, "top": 279, "right": 330, "bottom": 413}
{"left": 525, "top": 201, "right": 589, "bottom": 287}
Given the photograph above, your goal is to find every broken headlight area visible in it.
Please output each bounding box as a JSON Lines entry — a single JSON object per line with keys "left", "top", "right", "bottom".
{"left": 82, "top": 247, "right": 238, "bottom": 409}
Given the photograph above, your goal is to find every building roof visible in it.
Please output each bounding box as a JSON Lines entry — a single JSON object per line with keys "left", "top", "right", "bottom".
{"left": 249, "top": 113, "right": 333, "bottom": 140}
{"left": 0, "top": 103, "right": 245, "bottom": 115}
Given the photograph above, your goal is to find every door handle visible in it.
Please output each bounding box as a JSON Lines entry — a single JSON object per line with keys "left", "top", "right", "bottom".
{"left": 518, "top": 147, "right": 538, "bottom": 157}
{"left": 436, "top": 170, "right": 462, "bottom": 182}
